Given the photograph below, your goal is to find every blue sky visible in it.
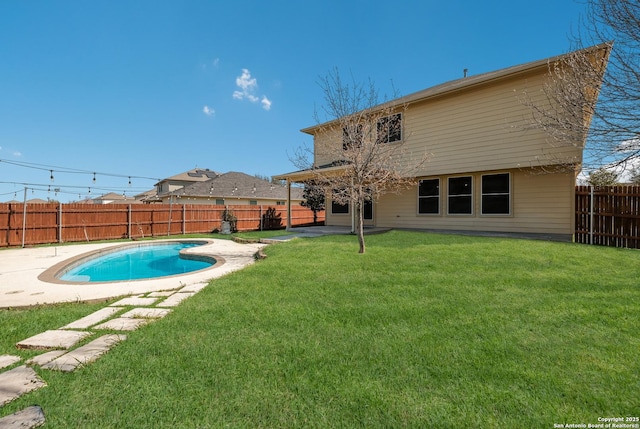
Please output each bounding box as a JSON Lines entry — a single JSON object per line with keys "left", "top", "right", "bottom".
{"left": 0, "top": 0, "right": 587, "bottom": 202}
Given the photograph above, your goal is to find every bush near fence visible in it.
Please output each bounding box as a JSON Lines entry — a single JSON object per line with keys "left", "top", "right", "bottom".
{"left": 0, "top": 203, "right": 324, "bottom": 248}
{"left": 575, "top": 185, "right": 640, "bottom": 249}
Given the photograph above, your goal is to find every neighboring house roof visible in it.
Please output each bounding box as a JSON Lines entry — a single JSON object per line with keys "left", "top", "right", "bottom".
{"left": 134, "top": 189, "right": 158, "bottom": 200}
{"left": 141, "top": 168, "right": 221, "bottom": 202}
{"left": 170, "top": 171, "right": 303, "bottom": 201}
{"left": 92, "top": 192, "right": 140, "bottom": 204}
{"left": 159, "top": 168, "right": 220, "bottom": 184}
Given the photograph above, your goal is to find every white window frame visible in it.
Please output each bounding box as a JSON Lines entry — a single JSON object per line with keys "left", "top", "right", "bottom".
{"left": 417, "top": 178, "right": 440, "bottom": 215}
{"left": 481, "top": 173, "right": 511, "bottom": 216}
{"left": 376, "top": 113, "right": 403, "bottom": 144}
{"left": 447, "top": 176, "right": 473, "bottom": 215}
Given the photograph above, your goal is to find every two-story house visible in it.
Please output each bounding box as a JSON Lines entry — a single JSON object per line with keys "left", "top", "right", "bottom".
{"left": 276, "top": 44, "right": 609, "bottom": 241}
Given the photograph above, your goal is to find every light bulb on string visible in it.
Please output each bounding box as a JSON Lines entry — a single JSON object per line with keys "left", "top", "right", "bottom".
{"left": 93, "top": 172, "right": 96, "bottom": 183}
{"left": 128, "top": 177, "right": 132, "bottom": 186}
{"left": 50, "top": 170, "right": 54, "bottom": 182}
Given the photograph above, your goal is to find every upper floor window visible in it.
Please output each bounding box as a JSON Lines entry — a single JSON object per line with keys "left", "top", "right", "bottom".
{"left": 342, "top": 124, "right": 363, "bottom": 150}
{"left": 448, "top": 176, "right": 473, "bottom": 214}
{"left": 377, "top": 113, "right": 402, "bottom": 143}
{"left": 481, "top": 173, "right": 510, "bottom": 215}
{"left": 418, "top": 178, "right": 440, "bottom": 214}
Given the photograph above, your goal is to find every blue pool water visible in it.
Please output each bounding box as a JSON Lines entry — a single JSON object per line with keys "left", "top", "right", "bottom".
{"left": 59, "top": 242, "right": 214, "bottom": 282}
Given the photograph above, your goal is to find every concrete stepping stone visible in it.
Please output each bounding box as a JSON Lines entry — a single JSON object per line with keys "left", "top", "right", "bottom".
{"left": 0, "top": 366, "right": 47, "bottom": 406}
{"left": 179, "top": 283, "right": 208, "bottom": 293}
{"left": 41, "top": 334, "right": 126, "bottom": 372}
{"left": 93, "top": 317, "right": 149, "bottom": 331}
{"left": 120, "top": 308, "right": 171, "bottom": 319}
{"left": 157, "top": 292, "right": 196, "bottom": 307}
{"left": 0, "top": 355, "right": 21, "bottom": 370}
{"left": 147, "top": 291, "right": 175, "bottom": 297}
{"left": 60, "top": 307, "right": 124, "bottom": 329}
{"left": 0, "top": 405, "right": 46, "bottom": 428}
{"left": 16, "top": 330, "right": 92, "bottom": 350}
{"left": 26, "top": 350, "right": 66, "bottom": 367}
{"left": 110, "top": 297, "right": 158, "bottom": 307}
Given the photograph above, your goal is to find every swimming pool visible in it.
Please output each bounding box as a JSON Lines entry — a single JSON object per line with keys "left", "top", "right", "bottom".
{"left": 57, "top": 241, "right": 216, "bottom": 282}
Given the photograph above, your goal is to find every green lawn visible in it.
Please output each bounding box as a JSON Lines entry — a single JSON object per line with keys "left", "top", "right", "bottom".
{"left": 1, "top": 231, "right": 638, "bottom": 428}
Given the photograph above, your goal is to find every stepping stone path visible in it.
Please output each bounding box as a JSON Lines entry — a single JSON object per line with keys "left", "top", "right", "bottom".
{"left": 0, "top": 282, "right": 210, "bottom": 427}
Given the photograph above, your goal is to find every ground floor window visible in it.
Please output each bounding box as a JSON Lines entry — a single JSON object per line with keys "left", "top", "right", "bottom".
{"left": 418, "top": 178, "right": 440, "bottom": 214}
{"left": 276, "top": 201, "right": 285, "bottom": 206}
{"left": 448, "top": 176, "right": 473, "bottom": 214}
{"left": 331, "top": 200, "right": 349, "bottom": 214}
{"left": 363, "top": 199, "right": 373, "bottom": 220}
{"left": 249, "top": 200, "right": 257, "bottom": 205}
{"left": 215, "top": 199, "right": 225, "bottom": 205}
{"left": 481, "top": 173, "right": 510, "bottom": 214}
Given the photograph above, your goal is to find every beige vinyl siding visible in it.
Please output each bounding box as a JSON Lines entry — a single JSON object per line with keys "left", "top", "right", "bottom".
{"left": 325, "top": 207, "right": 352, "bottom": 227}
{"left": 404, "top": 73, "right": 581, "bottom": 177}
{"left": 311, "top": 71, "right": 581, "bottom": 176}
{"left": 371, "top": 169, "right": 575, "bottom": 237}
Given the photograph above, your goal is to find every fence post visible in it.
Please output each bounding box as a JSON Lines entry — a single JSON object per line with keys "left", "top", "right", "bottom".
{"left": 589, "top": 186, "right": 594, "bottom": 245}
{"left": 128, "top": 204, "right": 132, "bottom": 239}
{"left": 182, "top": 204, "right": 186, "bottom": 234}
{"left": 21, "top": 188, "right": 27, "bottom": 248}
{"left": 58, "top": 203, "right": 63, "bottom": 243}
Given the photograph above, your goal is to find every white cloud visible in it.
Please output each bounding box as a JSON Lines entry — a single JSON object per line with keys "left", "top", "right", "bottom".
{"left": 12, "top": 151, "right": 21, "bottom": 157}
{"left": 203, "top": 105, "right": 215, "bottom": 116}
{"left": 617, "top": 137, "right": 640, "bottom": 153}
{"left": 233, "top": 68, "right": 272, "bottom": 110}
{"left": 261, "top": 96, "right": 272, "bottom": 111}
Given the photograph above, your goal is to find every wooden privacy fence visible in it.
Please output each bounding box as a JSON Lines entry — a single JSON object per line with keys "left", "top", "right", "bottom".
{"left": 0, "top": 203, "right": 324, "bottom": 248}
{"left": 575, "top": 185, "right": 640, "bottom": 249}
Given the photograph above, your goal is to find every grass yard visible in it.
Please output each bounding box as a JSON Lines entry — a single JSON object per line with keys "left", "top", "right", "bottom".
{"left": 1, "top": 231, "right": 638, "bottom": 428}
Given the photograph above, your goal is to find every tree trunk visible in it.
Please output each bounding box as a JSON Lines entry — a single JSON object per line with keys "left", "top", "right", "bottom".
{"left": 356, "top": 199, "right": 366, "bottom": 254}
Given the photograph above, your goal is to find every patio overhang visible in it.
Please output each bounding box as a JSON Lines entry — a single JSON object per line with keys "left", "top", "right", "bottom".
{"left": 273, "top": 164, "right": 349, "bottom": 183}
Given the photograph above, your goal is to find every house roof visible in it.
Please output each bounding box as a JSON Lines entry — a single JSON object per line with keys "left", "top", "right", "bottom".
{"left": 92, "top": 192, "right": 138, "bottom": 202}
{"left": 170, "top": 171, "right": 303, "bottom": 200}
{"left": 158, "top": 168, "right": 220, "bottom": 184}
{"left": 300, "top": 43, "right": 611, "bottom": 135}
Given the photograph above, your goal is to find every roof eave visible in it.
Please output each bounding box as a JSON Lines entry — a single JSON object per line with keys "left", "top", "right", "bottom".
{"left": 300, "top": 43, "right": 611, "bottom": 135}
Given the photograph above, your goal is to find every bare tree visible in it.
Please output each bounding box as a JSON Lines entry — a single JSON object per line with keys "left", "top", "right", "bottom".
{"left": 292, "top": 70, "right": 429, "bottom": 254}
{"left": 587, "top": 167, "right": 619, "bottom": 186}
{"left": 523, "top": 0, "right": 639, "bottom": 176}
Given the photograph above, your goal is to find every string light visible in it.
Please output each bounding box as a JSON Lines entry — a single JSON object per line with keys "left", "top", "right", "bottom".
{"left": 93, "top": 172, "right": 96, "bottom": 183}
{"left": 50, "top": 170, "right": 54, "bottom": 182}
